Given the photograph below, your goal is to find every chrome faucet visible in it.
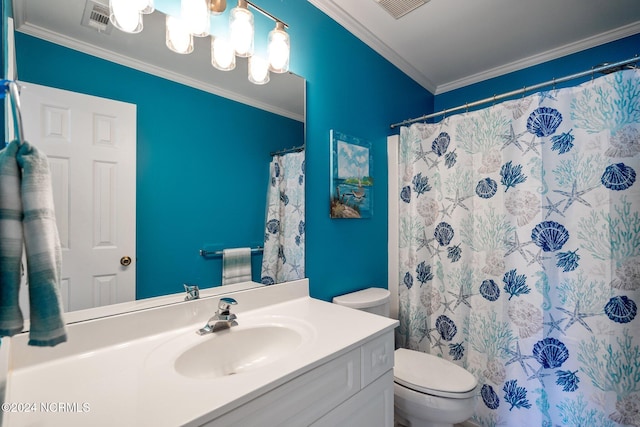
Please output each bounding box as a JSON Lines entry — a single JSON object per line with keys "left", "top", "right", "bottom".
{"left": 197, "top": 297, "right": 238, "bottom": 335}
{"left": 184, "top": 284, "right": 200, "bottom": 301}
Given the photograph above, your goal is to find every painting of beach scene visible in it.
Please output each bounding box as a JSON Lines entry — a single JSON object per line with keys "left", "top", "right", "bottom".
{"left": 330, "top": 130, "right": 373, "bottom": 218}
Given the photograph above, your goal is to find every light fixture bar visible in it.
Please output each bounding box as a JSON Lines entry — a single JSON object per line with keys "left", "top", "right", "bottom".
{"left": 246, "top": 1, "right": 288, "bottom": 28}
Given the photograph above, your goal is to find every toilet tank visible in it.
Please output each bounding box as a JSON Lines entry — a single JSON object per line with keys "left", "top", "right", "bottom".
{"left": 332, "top": 288, "right": 390, "bottom": 317}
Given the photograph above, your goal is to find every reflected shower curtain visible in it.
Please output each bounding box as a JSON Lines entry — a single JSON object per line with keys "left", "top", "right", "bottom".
{"left": 397, "top": 70, "right": 639, "bottom": 426}
{"left": 261, "top": 150, "right": 305, "bottom": 284}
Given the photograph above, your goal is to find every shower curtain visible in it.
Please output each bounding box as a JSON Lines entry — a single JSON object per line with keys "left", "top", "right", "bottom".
{"left": 261, "top": 150, "right": 305, "bottom": 284}
{"left": 397, "top": 69, "right": 639, "bottom": 427}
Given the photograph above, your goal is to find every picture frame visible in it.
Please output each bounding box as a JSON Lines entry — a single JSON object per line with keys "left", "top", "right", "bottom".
{"left": 330, "top": 130, "right": 373, "bottom": 219}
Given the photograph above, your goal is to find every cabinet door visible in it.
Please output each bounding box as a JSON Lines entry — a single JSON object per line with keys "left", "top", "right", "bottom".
{"left": 311, "top": 371, "right": 394, "bottom": 427}
{"left": 361, "top": 331, "right": 394, "bottom": 387}
{"left": 205, "top": 349, "right": 360, "bottom": 427}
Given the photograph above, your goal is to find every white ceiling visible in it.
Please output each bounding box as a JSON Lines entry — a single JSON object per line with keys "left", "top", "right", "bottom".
{"left": 310, "top": 0, "right": 640, "bottom": 94}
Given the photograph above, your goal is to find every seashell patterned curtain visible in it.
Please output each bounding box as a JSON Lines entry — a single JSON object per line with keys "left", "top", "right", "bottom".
{"left": 397, "top": 69, "right": 639, "bottom": 426}
{"left": 260, "top": 150, "right": 305, "bottom": 284}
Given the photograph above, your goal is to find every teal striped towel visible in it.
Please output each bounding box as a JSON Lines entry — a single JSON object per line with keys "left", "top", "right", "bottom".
{"left": 0, "top": 140, "right": 67, "bottom": 346}
{"left": 222, "top": 248, "right": 252, "bottom": 285}
{"left": 0, "top": 141, "right": 25, "bottom": 336}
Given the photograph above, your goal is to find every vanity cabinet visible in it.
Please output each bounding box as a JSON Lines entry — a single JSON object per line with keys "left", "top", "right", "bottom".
{"left": 6, "top": 281, "right": 399, "bottom": 427}
{"left": 204, "top": 330, "right": 395, "bottom": 427}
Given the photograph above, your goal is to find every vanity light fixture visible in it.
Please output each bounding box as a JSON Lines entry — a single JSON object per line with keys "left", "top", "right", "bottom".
{"left": 209, "top": 0, "right": 227, "bottom": 14}
{"left": 211, "top": 37, "right": 237, "bottom": 71}
{"left": 166, "top": 16, "right": 194, "bottom": 54}
{"left": 268, "top": 21, "right": 290, "bottom": 73}
{"left": 109, "top": 0, "right": 143, "bottom": 33}
{"left": 109, "top": 0, "right": 154, "bottom": 33}
{"left": 181, "top": 0, "right": 211, "bottom": 37}
{"left": 109, "top": 0, "right": 290, "bottom": 85}
{"left": 229, "top": 0, "right": 254, "bottom": 58}
{"left": 248, "top": 55, "right": 270, "bottom": 84}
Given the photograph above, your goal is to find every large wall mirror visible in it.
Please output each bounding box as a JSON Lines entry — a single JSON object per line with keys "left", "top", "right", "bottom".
{"left": 10, "top": 0, "right": 305, "bottom": 318}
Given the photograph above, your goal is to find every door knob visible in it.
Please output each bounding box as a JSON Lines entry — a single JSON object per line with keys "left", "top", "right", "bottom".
{"left": 120, "top": 256, "right": 132, "bottom": 266}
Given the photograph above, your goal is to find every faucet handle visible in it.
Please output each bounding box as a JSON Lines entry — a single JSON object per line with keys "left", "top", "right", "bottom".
{"left": 184, "top": 284, "right": 200, "bottom": 301}
{"left": 218, "top": 297, "right": 237, "bottom": 313}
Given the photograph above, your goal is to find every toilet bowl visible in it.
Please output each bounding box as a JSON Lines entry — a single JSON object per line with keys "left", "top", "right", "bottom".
{"left": 333, "top": 288, "right": 477, "bottom": 427}
{"left": 394, "top": 348, "right": 477, "bottom": 427}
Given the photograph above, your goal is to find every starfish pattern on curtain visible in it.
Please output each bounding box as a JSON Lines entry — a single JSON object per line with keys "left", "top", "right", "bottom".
{"left": 397, "top": 69, "right": 640, "bottom": 426}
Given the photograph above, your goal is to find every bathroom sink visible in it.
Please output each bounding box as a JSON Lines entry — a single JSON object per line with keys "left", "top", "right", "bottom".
{"left": 174, "top": 324, "right": 308, "bottom": 379}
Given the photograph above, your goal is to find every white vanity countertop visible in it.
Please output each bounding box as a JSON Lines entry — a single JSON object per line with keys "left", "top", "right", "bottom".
{"left": 5, "top": 292, "right": 397, "bottom": 427}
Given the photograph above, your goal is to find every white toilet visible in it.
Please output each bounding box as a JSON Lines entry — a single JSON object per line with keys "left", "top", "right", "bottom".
{"left": 333, "top": 288, "right": 477, "bottom": 427}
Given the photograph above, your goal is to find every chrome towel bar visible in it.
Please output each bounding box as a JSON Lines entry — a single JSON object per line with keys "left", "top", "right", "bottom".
{"left": 199, "top": 246, "right": 264, "bottom": 257}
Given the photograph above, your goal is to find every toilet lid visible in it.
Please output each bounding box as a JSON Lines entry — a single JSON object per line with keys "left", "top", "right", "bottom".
{"left": 332, "top": 288, "right": 390, "bottom": 309}
{"left": 394, "top": 348, "right": 477, "bottom": 398}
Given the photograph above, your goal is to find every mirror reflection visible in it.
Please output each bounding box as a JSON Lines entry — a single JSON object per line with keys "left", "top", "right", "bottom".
{"left": 10, "top": 0, "right": 305, "bottom": 315}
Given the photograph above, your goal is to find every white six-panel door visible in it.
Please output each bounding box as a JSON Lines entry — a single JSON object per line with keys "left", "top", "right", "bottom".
{"left": 19, "top": 82, "right": 136, "bottom": 312}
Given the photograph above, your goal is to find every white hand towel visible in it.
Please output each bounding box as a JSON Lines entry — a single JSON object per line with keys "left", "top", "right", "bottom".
{"left": 222, "top": 248, "right": 252, "bottom": 285}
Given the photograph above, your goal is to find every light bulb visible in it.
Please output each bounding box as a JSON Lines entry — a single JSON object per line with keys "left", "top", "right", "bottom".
{"left": 211, "top": 38, "right": 236, "bottom": 71}
{"left": 248, "top": 55, "right": 270, "bottom": 85}
{"left": 166, "top": 16, "right": 194, "bottom": 54}
{"left": 181, "top": 0, "right": 210, "bottom": 37}
{"left": 268, "top": 23, "right": 289, "bottom": 73}
{"left": 229, "top": 6, "right": 253, "bottom": 57}
{"left": 110, "top": 0, "right": 143, "bottom": 33}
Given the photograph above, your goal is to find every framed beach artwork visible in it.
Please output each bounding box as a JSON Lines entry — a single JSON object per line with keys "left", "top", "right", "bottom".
{"left": 330, "top": 130, "right": 373, "bottom": 219}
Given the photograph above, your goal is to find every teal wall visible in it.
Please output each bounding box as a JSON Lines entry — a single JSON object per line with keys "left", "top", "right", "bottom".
{"left": 264, "top": 2, "right": 434, "bottom": 301}
{"left": 15, "top": 34, "right": 303, "bottom": 299}
{"left": 13, "top": 2, "right": 433, "bottom": 301}
{"left": 14, "top": 2, "right": 635, "bottom": 303}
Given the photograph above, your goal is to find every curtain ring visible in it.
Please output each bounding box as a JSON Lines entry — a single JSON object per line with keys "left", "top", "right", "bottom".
{"left": 552, "top": 77, "right": 556, "bottom": 90}
{"left": 522, "top": 86, "right": 526, "bottom": 98}
{"left": 492, "top": 94, "right": 497, "bottom": 105}
{"left": 465, "top": 103, "right": 469, "bottom": 113}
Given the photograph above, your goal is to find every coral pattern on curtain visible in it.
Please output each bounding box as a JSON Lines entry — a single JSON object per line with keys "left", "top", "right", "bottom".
{"left": 397, "top": 69, "right": 639, "bottom": 427}
{"left": 261, "top": 150, "right": 305, "bottom": 284}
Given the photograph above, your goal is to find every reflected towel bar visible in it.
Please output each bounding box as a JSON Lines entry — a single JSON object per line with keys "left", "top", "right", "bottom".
{"left": 199, "top": 246, "right": 264, "bottom": 257}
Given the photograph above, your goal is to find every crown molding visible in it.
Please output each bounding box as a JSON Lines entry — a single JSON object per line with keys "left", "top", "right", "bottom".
{"left": 434, "top": 21, "right": 640, "bottom": 94}
{"left": 309, "top": 1, "right": 639, "bottom": 96}
{"left": 12, "top": 21, "right": 304, "bottom": 122}
{"left": 308, "top": 0, "right": 437, "bottom": 94}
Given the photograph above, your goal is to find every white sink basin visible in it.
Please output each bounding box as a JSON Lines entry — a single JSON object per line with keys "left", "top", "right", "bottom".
{"left": 175, "top": 325, "right": 305, "bottom": 379}
{"left": 143, "top": 314, "right": 316, "bottom": 382}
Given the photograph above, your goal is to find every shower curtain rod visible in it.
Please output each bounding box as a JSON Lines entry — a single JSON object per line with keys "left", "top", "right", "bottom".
{"left": 270, "top": 144, "right": 304, "bottom": 156}
{"left": 390, "top": 55, "right": 639, "bottom": 129}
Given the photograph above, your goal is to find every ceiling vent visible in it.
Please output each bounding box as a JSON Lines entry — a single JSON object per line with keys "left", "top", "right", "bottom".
{"left": 374, "top": 0, "right": 427, "bottom": 19}
{"left": 81, "top": 0, "right": 113, "bottom": 34}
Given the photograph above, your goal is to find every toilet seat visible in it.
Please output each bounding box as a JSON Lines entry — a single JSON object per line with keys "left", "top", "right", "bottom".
{"left": 394, "top": 348, "right": 477, "bottom": 399}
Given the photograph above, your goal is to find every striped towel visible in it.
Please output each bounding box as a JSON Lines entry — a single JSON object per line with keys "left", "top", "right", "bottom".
{"left": 0, "top": 140, "right": 67, "bottom": 346}
{"left": 0, "top": 141, "right": 25, "bottom": 336}
{"left": 222, "top": 248, "right": 252, "bottom": 285}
